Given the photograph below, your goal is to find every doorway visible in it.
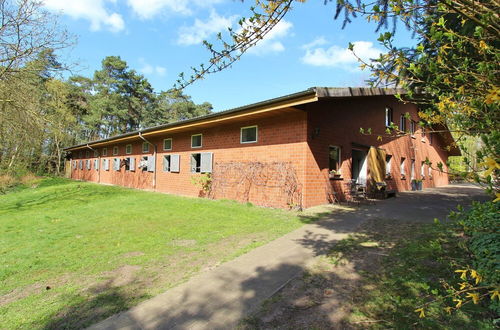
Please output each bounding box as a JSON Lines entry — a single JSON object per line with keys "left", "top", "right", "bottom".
{"left": 352, "top": 149, "right": 368, "bottom": 185}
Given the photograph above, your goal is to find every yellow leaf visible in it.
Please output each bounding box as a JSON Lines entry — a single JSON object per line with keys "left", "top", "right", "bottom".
{"left": 453, "top": 298, "right": 463, "bottom": 308}
{"left": 493, "top": 192, "right": 500, "bottom": 203}
{"left": 459, "top": 282, "right": 468, "bottom": 290}
{"left": 470, "top": 269, "right": 482, "bottom": 284}
{"left": 455, "top": 269, "right": 467, "bottom": 280}
{"left": 444, "top": 306, "right": 453, "bottom": 315}
{"left": 490, "top": 290, "right": 500, "bottom": 300}
{"left": 414, "top": 307, "right": 425, "bottom": 318}
{"left": 466, "top": 292, "right": 480, "bottom": 304}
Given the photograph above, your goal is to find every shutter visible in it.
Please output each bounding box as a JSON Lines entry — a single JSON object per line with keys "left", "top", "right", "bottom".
{"left": 147, "top": 155, "right": 156, "bottom": 172}
{"left": 129, "top": 157, "right": 135, "bottom": 171}
{"left": 163, "top": 155, "right": 170, "bottom": 172}
{"left": 200, "top": 152, "right": 213, "bottom": 173}
{"left": 190, "top": 154, "right": 197, "bottom": 173}
{"left": 170, "top": 154, "right": 180, "bottom": 173}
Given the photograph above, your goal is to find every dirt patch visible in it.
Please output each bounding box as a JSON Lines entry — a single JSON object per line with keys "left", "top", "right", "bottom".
{"left": 90, "top": 265, "right": 142, "bottom": 294}
{"left": 121, "top": 251, "right": 145, "bottom": 258}
{"left": 0, "top": 282, "right": 44, "bottom": 307}
{"left": 169, "top": 239, "right": 197, "bottom": 247}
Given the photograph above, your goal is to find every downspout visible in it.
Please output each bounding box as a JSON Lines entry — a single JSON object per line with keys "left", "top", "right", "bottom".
{"left": 139, "top": 132, "right": 157, "bottom": 190}
{"left": 85, "top": 144, "right": 100, "bottom": 183}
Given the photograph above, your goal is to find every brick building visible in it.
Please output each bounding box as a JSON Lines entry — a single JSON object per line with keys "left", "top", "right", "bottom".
{"left": 65, "top": 87, "right": 459, "bottom": 209}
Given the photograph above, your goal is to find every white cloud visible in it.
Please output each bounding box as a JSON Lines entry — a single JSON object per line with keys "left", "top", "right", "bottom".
{"left": 246, "top": 20, "right": 293, "bottom": 56}
{"left": 127, "top": 0, "right": 224, "bottom": 19}
{"left": 43, "top": 0, "right": 124, "bottom": 32}
{"left": 139, "top": 59, "right": 167, "bottom": 76}
{"left": 177, "top": 10, "right": 238, "bottom": 46}
{"left": 301, "top": 41, "right": 382, "bottom": 70}
{"left": 301, "top": 36, "right": 328, "bottom": 50}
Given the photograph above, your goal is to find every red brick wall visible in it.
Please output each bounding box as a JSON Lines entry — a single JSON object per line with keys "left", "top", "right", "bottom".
{"left": 303, "top": 96, "right": 451, "bottom": 207}
{"left": 70, "top": 96, "right": 453, "bottom": 209}
{"left": 71, "top": 109, "right": 308, "bottom": 208}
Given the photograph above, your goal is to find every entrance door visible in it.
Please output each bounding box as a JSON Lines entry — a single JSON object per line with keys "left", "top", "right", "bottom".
{"left": 352, "top": 149, "right": 368, "bottom": 185}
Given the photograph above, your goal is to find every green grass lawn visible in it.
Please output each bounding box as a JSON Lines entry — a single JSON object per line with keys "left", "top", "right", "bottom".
{"left": 0, "top": 178, "right": 308, "bottom": 329}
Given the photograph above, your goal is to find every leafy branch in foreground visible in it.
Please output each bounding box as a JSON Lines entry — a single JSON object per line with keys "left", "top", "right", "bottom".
{"left": 174, "top": 0, "right": 301, "bottom": 90}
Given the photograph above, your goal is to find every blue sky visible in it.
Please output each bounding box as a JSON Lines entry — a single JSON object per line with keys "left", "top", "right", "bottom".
{"left": 44, "top": 0, "right": 416, "bottom": 111}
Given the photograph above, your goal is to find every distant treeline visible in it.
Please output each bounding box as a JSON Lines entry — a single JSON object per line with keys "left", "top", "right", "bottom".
{"left": 0, "top": 52, "right": 212, "bottom": 175}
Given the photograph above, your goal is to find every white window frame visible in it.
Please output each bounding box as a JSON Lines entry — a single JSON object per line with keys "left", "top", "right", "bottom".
{"left": 400, "top": 158, "right": 406, "bottom": 177}
{"left": 113, "top": 146, "right": 119, "bottom": 155}
{"left": 240, "top": 126, "right": 258, "bottom": 144}
{"left": 163, "top": 155, "right": 171, "bottom": 172}
{"left": 386, "top": 155, "right": 392, "bottom": 177}
{"left": 400, "top": 114, "right": 406, "bottom": 132}
{"left": 385, "top": 107, "right": 393, "bottom": 127}
{"left": 191, "top": 134, "right": 202, "bottom": 148}
{"left": 410, "top": 120, "right": 416, "bottom": 136}
{"left": 102, "top": 148, "right": 108, "bottom": 156}
{"left": 125, "top": 144, "right": 132, "bottom": 154}
{"left": 142, "top": 142, "right": 150, "bottom": 153}
{"left": 329, "top": 145, "right": 341, "bottom": 173}
{"left": 163, "top": 138, "right": 172, "bottom": 151}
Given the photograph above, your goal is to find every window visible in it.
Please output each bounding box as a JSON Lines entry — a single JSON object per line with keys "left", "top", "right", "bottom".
{"left": 428, "top": 163, "right": 433, "bottom": 178}
{"left": 73, "top": 161, "right": 77, "bottom": 169}
{"left": 411, "top": 159, "right": 416, "bottom": 180}
{"left": 103, "top": 158, "right": 110, "bottom": 171}
{"left": 163, "top": 154, "right": 180, "bottom": 172}
{"left": 94, "top": 150, "right": 99, "bottom": 157}
{"left": 329, "top": 146, "right": 341, "bottom": 173}
{"left": 113, "top": 158, "right": 121, "bottom": 171}
{"left": 386, "top": 155, "right": 392, "bottom": 177}
{"left": 410, "top": 120, "right": 416, "bottom": 136}
{"left": 79, "top": 160, "right": 83, "bottom": 170}
{"left": 113, "top": 146, "right": 119, "bottom": 155}
{"left": 385, "top": 107, "right": 393, "bottom": 127}
{"left": 102, "top": 148, "right": 108, "bottom": 156}
{"left": 400, "top": 157, "right": 406, "bottom": 177}
{"left": 142, "top": 142, "right": 150, "bottom": 153}
{"left": 79, "top": 151, "right": 83, "bottom": 158}
{"left": 124, "top": 157, "right": 135, "bottom": 171}
{"left": 421, "top": 128, "right": 426, "bottom": 138}
{"left": 86, "top": 159, "right": 91, "bottom": 170}
{"left": 429, "top": 133, "right": 433, "bottom": 145}
{"left": 94, "top": 159, "right": 99, "bottom": 171}
{"left": 400, "top": 114, "right": 407, "bottom": 132}
{"left": 421, "top": 161, "right": 426, "bottom": 179}
{"left": 140, "top": 155, "right": 155, "bottom": 172}
{"left": 85, "top": 150, "right": 90, "bottom": 158}
{"left": 191, "top": 152, "right": 213, "bottom": 173}
{"left": 163, "top": 138, "right": 172, "bottom": 151}
{"left": 191, "top": 134, "right": 202, "bottom": 148}
{"left": 125, "top": 144, "right": 132, "bottom": 154}
{"left": 241, "top": 126, "right": 258, "bottom": 143}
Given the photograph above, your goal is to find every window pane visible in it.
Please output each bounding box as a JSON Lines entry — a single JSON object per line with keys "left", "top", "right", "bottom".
{"left": 192, "top": 135, "right": 202, "bottom": 148}
{"left": 329, "top": 146, "right": 340, "bottom": 171}
{"left": 241, "top": 127, "right": 257, "bottom": 143}
{"left": 164, "top": 139, "right": 172, "bottom": 150}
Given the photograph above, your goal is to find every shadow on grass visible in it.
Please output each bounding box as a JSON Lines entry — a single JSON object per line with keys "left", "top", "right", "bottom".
{"left": 31, "top": 184, "right": 491, "bottom": 329}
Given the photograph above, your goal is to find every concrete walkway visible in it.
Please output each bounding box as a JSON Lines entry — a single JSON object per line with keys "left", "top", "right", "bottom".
{"left": 89, "top": 184, "right": 488, "bottom": 330}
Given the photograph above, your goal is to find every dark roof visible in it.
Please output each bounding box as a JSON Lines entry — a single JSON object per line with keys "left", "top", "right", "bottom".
{"left": 64, "top": 87, "right": 407, "bottom": 151}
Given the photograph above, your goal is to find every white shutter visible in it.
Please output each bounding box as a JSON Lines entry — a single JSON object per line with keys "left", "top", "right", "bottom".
{"left": 170, "top": 154, "right": 180, "bottom": 173}
{"left": 191, "top": 154, "right": 197, "bottom": 173}
{"left": 163, "top": 155, "right": 170, "bottom": 172}
{"left": 129, "top": 157, "right": 135, "bottom": 171}
{"left": 200, "top": 152, "right": 213, "bottom": 173}
{"left": 147, "top": 155, "right": 156, "bottom": 172}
